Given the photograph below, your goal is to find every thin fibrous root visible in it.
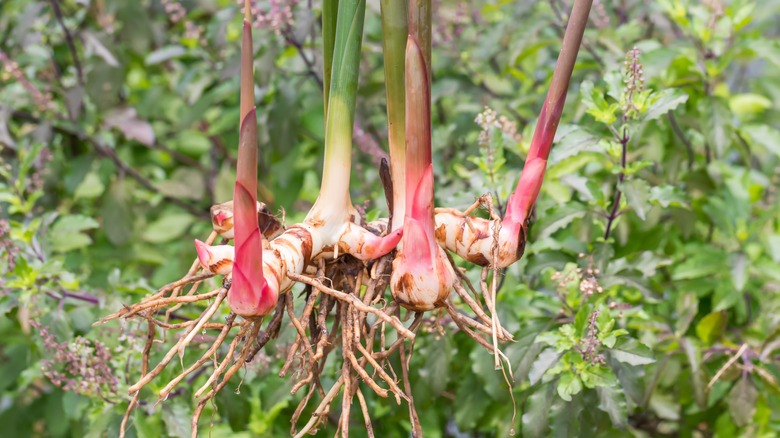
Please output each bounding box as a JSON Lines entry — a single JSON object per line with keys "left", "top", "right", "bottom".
{"left": 165, "top": 276, "right": 209, "bottom": 324}
{"left": 399, "top": 341, "right": 422, "bottom": 438}
{"left": 290, "top": 385, "right": 318, "bottom": 436}
{"left": 445, "top": 301, "right": 497, "bottom": 352}
{"left": 373, "top": 310, "right": 421, "bottom": 360}
{"left": 288, "top": 272, "right": 416, "bottom": 340}
{"left": 354, "top": 342, "right": 406, "bottom": 403}
{"left": 293, "top": 376, "right": 344, "bottom": 438}
{"left": 286, "top": 290, "right": 316, "bottom": 358}
{"left": 355, "top": 387, "right": 375, "bottom": 438}
{"left": 479, "top": 194, "right": 510, "bottom": 371}
{"left": 154, "top": 230, "right": 217, "bottom": 297}
{"left": 444, "top": 299, "right": 507, "bottom": 340}
{"left": 126, "top": 288, "right": 226, "bottom": 394}
{"left": 247, "top": 293, "right": 287, "bottom": 363}
{"left": 192, "top": 322, "right": 261, "bottom": 438}
{"left": 176, "top": 288, "right": 228, "bottom": 358}
{"left": 94, "top": 288, "right": 221, "bottom": 325}
{"left": 158, "top": 271, "right": 215, "bottom": 296}
{"left": 340, "top": 307, "right": 354, "bottom": 438}
{"left": 194, "top": 323, "right": 252, "bottom": 398}
{"left": 142, "top": 316, "right": 235, "bottom": 331}
{"left": 157, "top": 313, "right": 237, "bottom": 401}
{"left": 119, "top": 316, "right": 155, "bottom": 438}
{"left": 344, "top": 306, "right": 389, "bottom": 399}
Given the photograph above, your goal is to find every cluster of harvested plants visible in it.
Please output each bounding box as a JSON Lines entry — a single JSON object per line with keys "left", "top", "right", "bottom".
{"left": 95, "top": 0, "right": 593, "bottom": 436}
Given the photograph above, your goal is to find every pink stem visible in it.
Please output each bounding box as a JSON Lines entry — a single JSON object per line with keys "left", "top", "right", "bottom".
{"left": 504, "top": 0, "right": 593, "bottom": 228}
{"left": 229, "top": 3, "right": 275, "bottom": 317}
{"left": 404, "top": 35, "right": 432, "bottom": 234}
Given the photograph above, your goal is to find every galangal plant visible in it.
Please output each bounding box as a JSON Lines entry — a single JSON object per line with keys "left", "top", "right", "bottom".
{"left": 95, "top": 0, "right": 593, "bottom": 436}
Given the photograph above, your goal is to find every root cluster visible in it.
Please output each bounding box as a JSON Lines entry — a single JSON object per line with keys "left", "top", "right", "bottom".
{"left": 99, "top": 197, "right": 515, "bottom": 438}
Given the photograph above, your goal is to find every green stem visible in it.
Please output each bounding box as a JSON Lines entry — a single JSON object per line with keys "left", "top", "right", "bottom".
{"left": 322, "top": 0, "right": 339, "bottom": 120}
{"left": 380, "top": 0, "right": 408, "bottom": 230}
{"left": 314, "top": 0, "right": 366, "bottom": 218}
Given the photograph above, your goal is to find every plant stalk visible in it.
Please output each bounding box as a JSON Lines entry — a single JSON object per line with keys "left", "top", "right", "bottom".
{"left": 311, "top": 0, "right": 367, "bottom": 223}
{"left": 504, "top": 0, "right": 593, "bottom": 228}
{"left": 228, "top": 0, "right": 276, "bottom": 317}
{"left": 407, "top": 0, "right": 431, "bottom": 86}
{"left": 380, "top": 0, "right": 408, "bottom": 230}
{"left": 322, "top": 0, "right": 339, "bottom": 119}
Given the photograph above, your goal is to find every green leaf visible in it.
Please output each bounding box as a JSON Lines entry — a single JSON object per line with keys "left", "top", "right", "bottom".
{"left": 216, "top": 387, "right": 251, "bottom": 432}
{"left": 580, "top": 365, "right": 618, "bottom": 388}
{"left": 649, "top": 185, "right": 689, "bottom": 208}
{"left": 62, "top": 392, "right": 88, "bottom": 420}
{"left": 730, "top": 253, "right": 747, "bottom": 292}
{"left": 596, "top": 386, "right": 627, "bottom": 429}
{"left": 145, "top": 45, "right": 187, "bottom": 65}
{"left": 557, "top": 373, "right": 583, "bottom": 401}
{"left": 649, "top": 392, "right": 681, "bottom": 421}
{"left": 141, "top": 213, "right": 194, "bottom": 243}
{"left": 74, "top": 171, "right": 106, "bottom": 199}
{"left": 729, "top": 93, "right": 771, "bottom": 118}
{"left": 696, "top": 311, "right": 727, "bottom": 345}
{"left": 470, "top": 347, "right": 505, "bottom": 399}
{"left": 49, "top": 215, "right": 100, "bottom": 252}
{"left": 174, "top": 130, "right": 212, "bottom": 157}
{"left": 550, "top": 393, "right": 585, "bottom": 436}
{"left": 750, "top": 38, "right": 780, "bottom": 68}
{"left": 156, "top": 168, "right": 205, "bottom": 200}
{"left": 728, "top": 377, "right": 758, "bottom": 427}
{"left": 675, "top": 293, "right": 698, "bottom": 336}
{"left": 51, "top": 214, "right": 99, "bottom": 234}
{"left": 162, "top": 403, "right": 191, "bottom": 438}
{"left": 643, "top": 89, "right": 688, "bottom": 120}
{"left": 51, "top": 233, "right": 92, "bottom": 253}
{"left": 741, "top": 124, "right": 780, "bottom": 157}
{"left": 768, "top": 235, "right": 780, "bottom": 263}
{"left": 586, "top": 104, "right": 619, "bottom": 125}
{"left": 682, "top": 338, "right": 708, "bottom": 409}
{"left": 522, "top": 384, "right": 556, "bottom": 438}
{"left": 672, "top": 250, "right": 727, "bottom": 280}
{"left": 453, "top": 373, "right": 491, "bottom": 430}
{"left": 610, "top": 338, "right": 655, "bottom": 366}
{"left": 529, "top": 348, "right": 560, "bottom": 385}
{"left": 621, "top": 179, "right": 651, "bottom": 221}
{"left": 535, "top": 204, "right": 588, "bottom": 240}
{"left": 101, "top": 179, "right": 134, "bottom": 246}
{"left": 419, "top": 335, "right": 454, "bottom": 395}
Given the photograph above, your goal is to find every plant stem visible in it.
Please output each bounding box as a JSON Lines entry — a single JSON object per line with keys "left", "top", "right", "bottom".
{"left": 49, "top": 0, "right": 84, "bottom": 86}
{"left": 407, "top": 0, "right": 431, "bottom": 86}
{"left": 404, "top": 0, "right": 431, "bottom": 224}
{"left": 229, "top": 0, "right": 275, "bottom": 317}
{"left": 604, "top": 126, "right": 628, "bottom": 239}
{"left": 404, "top": 35, "right": 431, "bottom": 227}
{"left": 380, "top": 0, "right": 408, "bottom": 230}
{"left": 313, "top": 0, "right": 366, "bottom": 220}
{"left": 322, "top": 0, "right": 339, "bottom": 119}
{"left": 504, "top": 0, "right": 593, "bottom": 227}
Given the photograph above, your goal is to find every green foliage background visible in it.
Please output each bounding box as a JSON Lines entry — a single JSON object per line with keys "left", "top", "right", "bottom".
{"left": 2, "top": 0, "right": 780, "bottom": 436}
